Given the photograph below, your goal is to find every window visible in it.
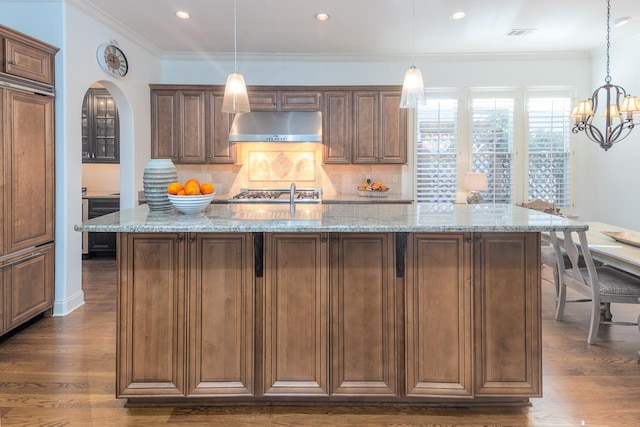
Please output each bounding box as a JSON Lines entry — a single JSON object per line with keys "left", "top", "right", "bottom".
{"left": 416, "top": 99, "right": 458, "bottom": 203}
{"left": 414, "top": 89, "right": 573, "bottom": 208}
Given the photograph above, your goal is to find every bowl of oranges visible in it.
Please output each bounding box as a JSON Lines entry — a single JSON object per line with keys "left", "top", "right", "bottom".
{"left": 167, "top": 179, "right": 216, "bottom": 214}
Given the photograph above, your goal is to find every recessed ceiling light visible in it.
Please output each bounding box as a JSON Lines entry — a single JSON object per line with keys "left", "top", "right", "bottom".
{"left": 613, "top": 17, "right": 631, "bottom": 27}
{"left": 450, "top": 11, "right": 466, "bottom": 20}
{"left": 175, "top": 11, "right": 191, "bottom": 20}
{"left": 314, "top": 13, "right": 330, "bottom": 21}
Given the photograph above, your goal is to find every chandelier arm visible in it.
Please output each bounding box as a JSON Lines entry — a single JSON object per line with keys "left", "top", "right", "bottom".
{"left": 605, "top": 0, "right": 611, "bottom": 83}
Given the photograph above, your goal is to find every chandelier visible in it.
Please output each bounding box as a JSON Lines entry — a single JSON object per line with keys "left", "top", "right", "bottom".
{"left": 571, "top": 0, "right": 640, "bottom": 151}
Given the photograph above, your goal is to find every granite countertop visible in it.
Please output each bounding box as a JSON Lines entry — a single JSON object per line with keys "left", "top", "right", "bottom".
{"left": 75, "top": 203, "right": 587, "bottom": 233}
{"left": 83, "top": 191, "right": 120, "bottom": 199}
{"left": 322, "top": 193, "right": 413, "bottom": 204}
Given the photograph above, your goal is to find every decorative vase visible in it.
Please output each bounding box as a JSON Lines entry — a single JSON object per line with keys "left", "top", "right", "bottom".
{"left": 143, "top": 158, "right": 177, "bottom": 211}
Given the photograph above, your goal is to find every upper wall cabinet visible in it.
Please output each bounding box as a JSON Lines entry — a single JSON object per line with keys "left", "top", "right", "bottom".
{"left": 150, "top": 85, "right": 407, "bottom": 166}
{"left": 82, "top": 88, "right": 120, "bottom": 163}
{"left": 0, "top": 25, "right": 56, "bottom": 86}
{"left": 151, "top": 86, "right": 235, "bottom": 164}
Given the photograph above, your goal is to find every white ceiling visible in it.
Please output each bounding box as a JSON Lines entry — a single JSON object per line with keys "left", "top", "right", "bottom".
{"left": 86, "top": 0, "right": 640, "bottom": 56}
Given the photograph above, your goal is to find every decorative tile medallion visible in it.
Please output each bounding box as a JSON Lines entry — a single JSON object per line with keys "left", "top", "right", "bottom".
{"left": 249, "top": 151, "right": 315, "bottom": 182}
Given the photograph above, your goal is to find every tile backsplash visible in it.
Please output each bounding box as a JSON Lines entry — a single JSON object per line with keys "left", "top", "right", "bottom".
{"left": 175, "top": 142, "right": 405, "bottom": 196}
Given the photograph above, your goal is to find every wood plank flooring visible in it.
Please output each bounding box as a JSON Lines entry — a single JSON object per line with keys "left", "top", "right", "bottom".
{"left": 1, "top": 258, "right": 639, "bottom": 426}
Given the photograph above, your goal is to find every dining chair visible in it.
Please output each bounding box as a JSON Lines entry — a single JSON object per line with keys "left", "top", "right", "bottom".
{"left": 550, "top": 230, "right": 640, "bottom": 344}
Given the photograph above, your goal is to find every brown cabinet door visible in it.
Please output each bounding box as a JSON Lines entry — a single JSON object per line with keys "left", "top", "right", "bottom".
{"left": 263, "top": 233, "right": 329, "bottom": 396}
{"left": 379, "top": 91, "right": 407, "bottom": 164}
{"left": 4, "top": 89, "right": 54, "bottom": 253}
{"left": 322, "top": 91, "right": 351, "bottom": 164}
{"left": 0, "top": 88, "right": 4, "bottom": 257}
{"left": 151, "top": 89, "right": 179, "bottom": 160}
{"left": 331, "top": 233, "right": 397, "bottom": 396}
{"left": 474, "top": 232, "right": 542, "bottom": 397}
{"left": 282, "top": 91, "right": 322, "bottom": 110}
{"left": 405, "top": 233, "right": 473, "bottom": 397}
{"left": 187, "top": 233, "right": 255, "bottom": 397}
{"left": 248, "top": 91, "right": 279, "bottom": 110}
{"left": 4, "top": 243, "right": 54, "bottom": 332}
{"left": 117, "top": 233, "right": 186, "bottom": 398}
{"left": 3, "top": 38, "right": 54, "bottom": 85}
{"left": 352, "top": 91, "right": 379, "bottom": 163}
{"left": 178, "top": 91, "right": 206, "bottom": 163}
{"left": 206, "top": 92, "right": 236, "bottom": 164}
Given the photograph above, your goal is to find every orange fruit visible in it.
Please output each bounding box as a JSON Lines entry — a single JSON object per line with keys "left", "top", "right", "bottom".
{"left": 184, "top": 178, "right": 200, "bottom": 188}
{"left": 177, "top": 189, "right": 185, "bottom": 196}
{"left": 183, "top": 182, "right": 201, "bottom": 195}
{"left": 167, "top": 182, "right": 183, "bottom": 195}
{"left": 200, "top": 182, "right": 215, "bottom": 195}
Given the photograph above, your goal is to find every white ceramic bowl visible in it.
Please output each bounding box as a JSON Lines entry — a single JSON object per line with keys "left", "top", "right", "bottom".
{"left": 168, "top": 193, "right": 215, "bottom": 214}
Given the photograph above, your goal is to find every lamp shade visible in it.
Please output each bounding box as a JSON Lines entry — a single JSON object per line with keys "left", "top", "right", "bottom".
{"left": 222, "top": 72, "right": 251, "bottom": 113}
{"left": 463, "top": 172, "right": 488, "bottom": 191}
{"left": 400, "top": 66, "right": 426, "bottom": 108}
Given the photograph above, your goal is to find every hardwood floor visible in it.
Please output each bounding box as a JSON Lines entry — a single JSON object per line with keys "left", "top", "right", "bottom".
{"left": 1, "top": 258, "right": 639, "bottom": 426}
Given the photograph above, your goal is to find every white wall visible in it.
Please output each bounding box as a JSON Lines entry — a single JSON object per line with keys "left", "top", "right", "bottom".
{"left": 576, "top": 36, "right": 640, "bottom": 230}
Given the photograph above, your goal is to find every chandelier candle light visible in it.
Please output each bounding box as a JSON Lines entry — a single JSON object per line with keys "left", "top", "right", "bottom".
{"left": 222, "top": 0, "right": 250, "bottom": 113}
{"left": 571, "top": 0, "right": 640, "bottom": 150}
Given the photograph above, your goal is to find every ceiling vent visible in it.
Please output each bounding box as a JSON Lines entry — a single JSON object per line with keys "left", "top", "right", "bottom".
{"left": 506, "top": 29, "right": 536, "bottom": 36}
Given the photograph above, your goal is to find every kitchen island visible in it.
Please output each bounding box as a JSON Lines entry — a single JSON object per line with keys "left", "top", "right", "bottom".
{"left": 76, "top": 203, "right": 585, "bottom": 407}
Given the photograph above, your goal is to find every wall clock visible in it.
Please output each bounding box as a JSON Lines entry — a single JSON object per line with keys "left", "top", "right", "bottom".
{"left": 96, "top": 43, "right": 129, "bottom": 78}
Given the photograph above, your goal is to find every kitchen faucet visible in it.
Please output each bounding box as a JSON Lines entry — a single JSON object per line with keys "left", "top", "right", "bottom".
{"left": 289, "top": 182, "right": 296, "bottom": 205}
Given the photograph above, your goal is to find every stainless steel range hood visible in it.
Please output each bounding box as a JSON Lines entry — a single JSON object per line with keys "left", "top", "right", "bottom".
{"left": 228, "top": 111, "right": 322, "bottom": 143}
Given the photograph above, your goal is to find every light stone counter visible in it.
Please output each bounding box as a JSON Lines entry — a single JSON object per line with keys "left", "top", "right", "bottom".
{"left": 75, "top": 203, "right": 586, "bottom": 234}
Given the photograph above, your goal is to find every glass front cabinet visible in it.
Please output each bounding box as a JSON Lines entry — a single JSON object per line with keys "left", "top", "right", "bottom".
{"left": 82, "top": 88, "right": 119, "bottom": 163}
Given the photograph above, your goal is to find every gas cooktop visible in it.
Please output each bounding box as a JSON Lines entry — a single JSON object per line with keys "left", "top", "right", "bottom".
{"left": 230, "top": 188, "right": 322, "bottom": 203}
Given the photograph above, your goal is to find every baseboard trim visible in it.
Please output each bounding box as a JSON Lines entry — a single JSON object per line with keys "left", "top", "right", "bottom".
{"left": 52, "top": 289, "right": 85, "bottom": 316}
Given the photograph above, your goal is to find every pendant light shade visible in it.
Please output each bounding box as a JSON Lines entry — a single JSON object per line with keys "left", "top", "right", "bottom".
{"left": 222, "top": 0, "right": 250, "bottom": 113}
{"left": 400, "top": 65, "right": 426, "bottom": 108}
{"left": 399, "top": 0, "right": 426, "bottom": 109}
{"left": 222, "top": 72, "right": 250, "bottom": 113}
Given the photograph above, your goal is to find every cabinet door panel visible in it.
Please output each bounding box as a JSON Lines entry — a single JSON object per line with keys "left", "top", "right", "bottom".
{"left": 352, "top": 92, "right": 378, "bottom": 163}
{"left": 331, "top": 233, "right": 397, "bottom": 396}
{"left": 4, "top": 90, "right": 54, "bottom": 253}
{"left": 406, "top": 233, "right": 472, "bottom": 397}
{"left": 248, "top": 91, "right": 278, "bottom": 110}
{"left": 4, "top": 39, "right": 54, "bottom": 85}
{"left": 4, "top": 243, "right": 54, "bottom": 331}
{"left": 207, "top": 92, "right": 236, "bottom": 164}
{"left": 323, "top": 91, "right": 351, "bottom": 164}
{"left": 117, "top": 233, "right": 186, "bottom": 397}
{"left": 379, "top": 91, "right": 407, "bottom": 163}
{"left": 282, "top": 91, "right": 322, "bottom": 110}
{"left": 178, "top": 91, "right": 206, "bottom": 163}
{"left": 263, "top": 233, "right": 329, "bottom": 396}
{"left": 474, "top": 233, "right": 541, "bottom": 397}
{"left": 188, "top": 234, "right": 254, "bottom": 396}
{"left": 151, "top": 90, "right": 178, "bottom": 160}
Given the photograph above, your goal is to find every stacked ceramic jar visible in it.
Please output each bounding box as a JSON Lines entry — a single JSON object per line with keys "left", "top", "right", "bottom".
{"left": 143, "top": 159, "right": 178, "bottom": 211}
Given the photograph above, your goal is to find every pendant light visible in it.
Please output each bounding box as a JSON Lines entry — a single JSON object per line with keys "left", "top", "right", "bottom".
{"left": 222, "top": 0, "right": 250, "bottom": 113}
{"left": 400, "top": 0, "right": 426, "bottom": 109}
{"left": 570, "top": 0, "right": 639, "bottom": 150}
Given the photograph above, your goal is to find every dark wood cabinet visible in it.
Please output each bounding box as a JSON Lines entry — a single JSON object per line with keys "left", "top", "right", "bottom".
{"left": 0, "top": 24, "right": 56, "bottom": 85}
{"left": 0, "top": 24, "right": 57, "bottom": 339}
{"left": 82, "top": 88, "right": 119, "bottom": 163}
{"left": 87, "top": 198, "right": 119, "bottom": 257}
{"left": 405, "top": 233, "right": 473, "bottom": 397}
{"left": 323, "top": 91, "right": 351, "bottom": 164}
{"left": 473, "top": 232, "right": 541, "bottom": 397}
{"left": 206, "top": 92, "right": 236, "bottom": 164}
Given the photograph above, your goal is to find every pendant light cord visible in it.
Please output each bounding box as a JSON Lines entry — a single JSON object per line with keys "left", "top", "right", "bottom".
{"left": 234, "top": 0, "right": 238, "bottom": 73}
{"left": 411, "top": 0, "right": 416, "bottom": 63}
{"left": 605, "top": 0, "right": 611, "bottom": 83}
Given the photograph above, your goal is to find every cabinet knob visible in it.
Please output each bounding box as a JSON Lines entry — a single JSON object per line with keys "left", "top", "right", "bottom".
{"left": 176, "top": 237, "right": 183, "bottom": 243}
{"left": 189, "top": 236, "right": 195, "bottom": 243}
{"left": 321, "top": 237, "right": 327, "bottom": 243}
{"left": 332, "top": 236, "right": 339, "bottom": 243}
{"left": 8, "top": 60, "right": 16, "bottom": 65}
{"left": 466, "top": 237, "right": 473, "bottom": 244}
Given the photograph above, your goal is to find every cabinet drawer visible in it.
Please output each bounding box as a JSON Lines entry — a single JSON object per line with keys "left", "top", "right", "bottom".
{"left": 282, "top": 91, "right": 322, "bottom": 110}
{"left": 88, "top": 198, "right": 119, "bottom": 218}
{"left": 248, "top": 91, "right": 279, "bottom": 110}
{"left": 3, "top": 38, "right": 54, "bottom": 85}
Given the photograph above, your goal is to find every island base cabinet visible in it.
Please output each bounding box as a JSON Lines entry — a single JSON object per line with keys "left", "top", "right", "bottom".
{"left": 117, "top": 233, "right": 186, "bottom": 398}
{"left": 330, "top": 233, "right": 397, "bottom": 396}
{"left": 405, "top": 233, "right": 473, "bottom": 398}
{"left": 187, "top": 234, "right": 255, "bottom": 397}
{"left": 473, "top": 233, "right": 542, "bottom": 397}
{"left": 263, "top": 233, "right": 329, "bottom": 396}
